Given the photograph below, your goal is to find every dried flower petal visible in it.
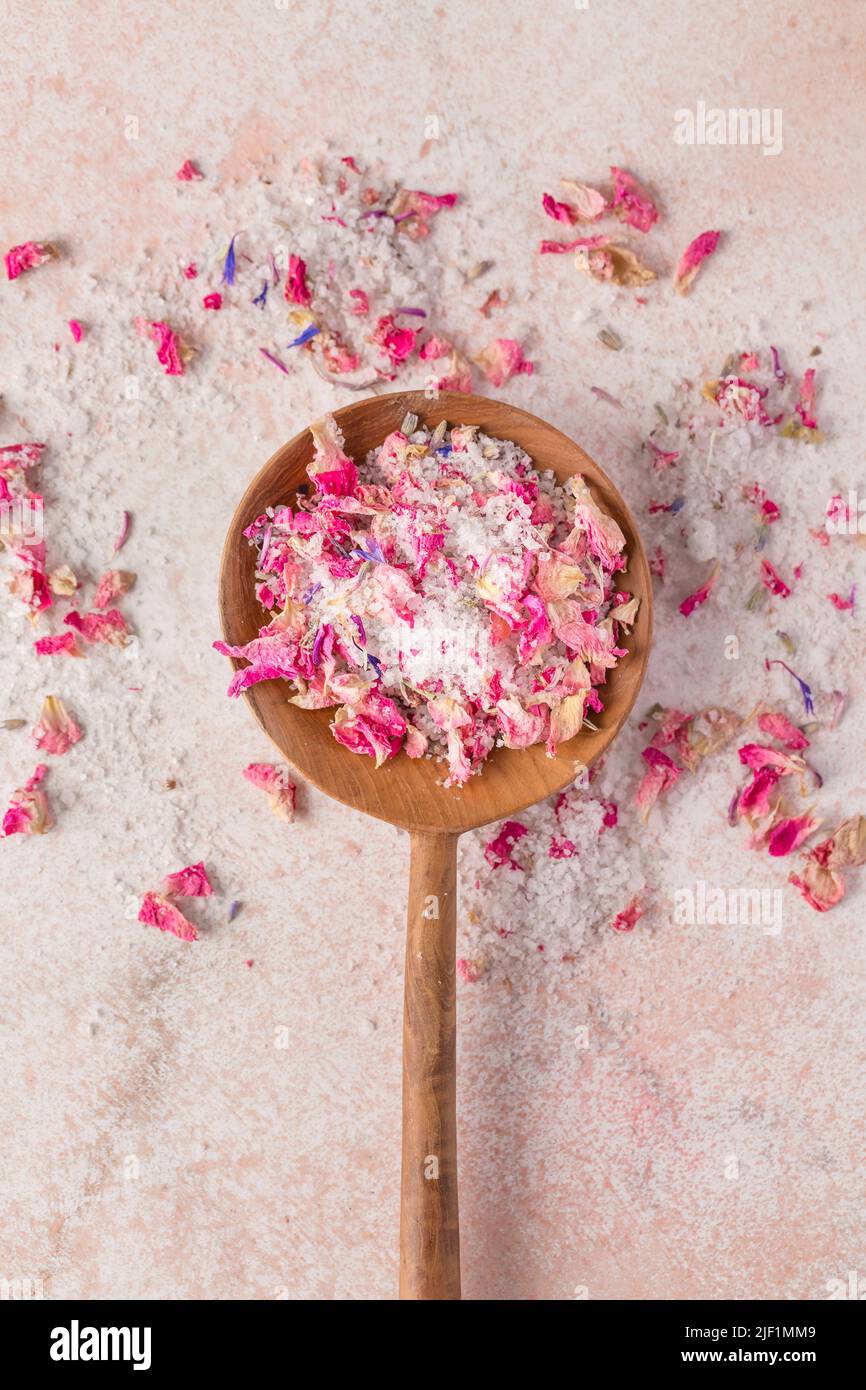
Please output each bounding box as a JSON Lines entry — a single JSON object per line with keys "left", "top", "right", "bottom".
{"left": 113, "top": 511, "right": 132, "bottom": 555}
{"left": 243, "top": 762, "right": 297, "bottom": 821}
{"left": 674, "top": 230, "right": 721, "bottom": 295}
{"left": 0, "top": 441, "right": 46, "bottom": 474}
{"left": 828, "top": 588, "right": 856, "bottom": 612}
{"left": 388, "top": 189, "right": 458, "bottom": 239}
{"left": 32, "top": 695, "right": 82, "bottom": 756}
{"left": 34, "top": 632, "right": 80, "bottom": 658}
{"left": 646, "top": 439, "right": 679, "bottom": 470}
{"left": 64, "top": 608, "right": 130, "bottom": 646}
{"left": 93, "top": 570, "right": 135, "bottom": 610}
{"left": 138, "top": 892, "right": 198, "bottom": 941}
{"left": 162, "top": 861, "right": 213, "bottom": 897}
{"left": 370, "top": 314, "right": 417, "bottom": 367}
{"left": 766, "top": 813, "right": 820, "bottom": 858}
{"left": 474, "top": 338, "right": 533, "bottom": 388}
{"left": 610, "top": 893, "right": 645, "bottom": 932}
{"left": 484, "top": 820, "right": 528, "bottom": 870}
{"left": 576, "top": 241, "right": 656, "bottom": 287}
{"left": 542, "top": 193, "right": 578, "bottom": 225}
{"left": 2, "top": 764, "right": 52, "bottom": 836}
{"left": 609, "top": 167, "right": 659, "bottom": 233}
{"left": 780, "top": 368, "right": 824, "bottom": 443}
{"left": 284, "top": 255, "right": 312, "bottom": 306}
{"left": 175, "top": 159, "right": 203, "bottom": 181}
{"left": 558, "top": 179, "right": 608, "bottom": 221}
{"left": 221, "top": 234, "right": 239, "bottom": 286}
{"left": 635, "top": 746, "right": 681, "bottom": 819}
{"left": 260, "top": 347, "right": 290, "bottom": 373}
{"left": 679, "top": 561, "right": 720, "bottom": 616}
{"left": 756, "top": 710, "right": 809, "bottom": 749}
{"left": 138, "top": 319, "right": 186, "bottom": 376}
{"left": 5, "top": 241, "right": 56, "bottom": 280}
{"left": 765, "top": 659, "right": 815, "bottom": 716}
{"left": 760, "top": 558, "right": 791, "bottom": 598}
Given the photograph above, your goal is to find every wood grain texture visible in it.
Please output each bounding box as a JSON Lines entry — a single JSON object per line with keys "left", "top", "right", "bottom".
{"left": 218, "top": 390, "right": 653, "bottom": 1299}
{"left": 218, "top": 390, "right": 653, "bottom": 835}
{"left": 400, "top": 832, "right": 460, "bottom": 1300}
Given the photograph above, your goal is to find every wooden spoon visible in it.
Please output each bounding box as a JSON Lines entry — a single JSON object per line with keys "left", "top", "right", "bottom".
{"left": 219, "top": 390, "right": 652, "bottom": 1300}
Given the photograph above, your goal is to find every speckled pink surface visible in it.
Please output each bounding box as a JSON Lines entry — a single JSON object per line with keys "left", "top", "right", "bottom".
{"left": 2, "top": 0, "right": 866, "bottom": 1301}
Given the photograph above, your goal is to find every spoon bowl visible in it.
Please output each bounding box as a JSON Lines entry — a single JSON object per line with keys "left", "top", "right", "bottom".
{"left": 219, "top": 389, "right": 652, "bottom": 1298}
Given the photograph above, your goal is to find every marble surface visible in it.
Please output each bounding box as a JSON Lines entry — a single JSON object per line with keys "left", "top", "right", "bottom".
{"left": 2, "top": 0, "right": 866, "bottom": 1301}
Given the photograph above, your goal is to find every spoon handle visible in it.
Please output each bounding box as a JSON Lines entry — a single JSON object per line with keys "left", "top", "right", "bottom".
{"left": 399, "top": 830, "right": 461, "bottom": 1300}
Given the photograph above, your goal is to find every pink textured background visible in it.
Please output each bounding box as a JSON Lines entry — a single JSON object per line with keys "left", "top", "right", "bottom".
{"left": 2, "top": 0, "right": 866, "bottom": 1300}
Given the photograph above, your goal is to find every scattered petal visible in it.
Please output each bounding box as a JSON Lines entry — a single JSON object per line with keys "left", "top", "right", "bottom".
{"left": 765, "top": 659, "right": 814, "bottom": 716}
{"left": 609, "top": 167, "right": 659, "bottom": 233}
{"left": 287, "top": 324, "right": 319, "bottom": 349}
{"left": 370, "top": 313, "right": 417, "bottom": 367}
{"left": 766, "top": 813, "right": 820, "bottom": 858}
{"left": 542, "top": 192, "right": 578, "bottom": 224}
{"left": 162, "top": 861, "right": 213, "bottom": 897}
{"left": 2, "top": 764, "right": 52, "bottom": 836}
{"left": 756, "top": 710, "right": 809, "bottom": 750}
{"left": 138, "top": 892, "right": 198, "bottom": 941}
{"left": 674, "top": 230, "right": 721, "bottom": 295}
{"left": 260, "top": 347, "right": 290, "bottom": 373}
{"left": 781, "top": 368, "right": 824, "bottom": 443}
{"left": 175, "top": 159, "right": 203, "bottom": 181}
{"left": 474, "top": 338, "right": 533, "bottom": 388}
{"left": 32, "top": 695, "right": 82, "bottom": 756}
{"left": 646, "top": 439, "right": 680, "bottom": 471}
{"left": 760, "top": 558, "right": 791, "bottom": 598}
{"left": 34, "top": 632, "right": 80, "bottom": 658}
{"left": 388, "top": 189, "right": 458, "bottom": 238}
{"left": 635, "top": 747, "right": 681, "bottom": 819}
{"left": 558, "top": 178, "right": 608, "bottom": 221}
{"left": 113, "top": 511, "right": 132, "bottom": 556}
{"left": 138, "top": 318, "right": 187, "bottom": 375}
{"left": 828, "top": 587, "right": 855, "bottom": 612}
{"left": 679, "top": 562, "right": 720, "bottom": 616}
{"left": 610, "top": 893, "right": 645, "bottom": 932}
{"left": 484, "top": 820, "right": 528, "bottom": 870}
{"left": 577, "top": 240, "right": 656, "bottom": 287}
{"left": 5, "top": 241, "right": 56, "bottom": 280}
{"left": 243, "top": 762, "right": 297, "bottom": 821}
{"left": 93, "top": 570, "right": 135, "bottom": 610}
{"left": 284, "top": 255, "right": 312, "bottom": 306}
{"left": 64, "top": 608, "right": 130, "bottom": 646}
{"left": 221, "top": 234, "right": 239, "bottom": 285}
